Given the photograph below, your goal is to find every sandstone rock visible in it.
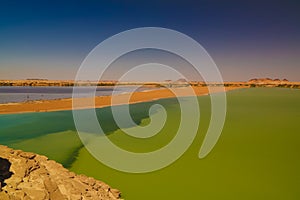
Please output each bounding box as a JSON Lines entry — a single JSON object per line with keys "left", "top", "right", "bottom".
{"left": 19, "top": 152, "right": 36, "bottom": 159}
{"left": 110, "top": 188, "right": 121, "bottom": 198}
{"left": 0, "top": 145, "right": 122, "bottom": 200}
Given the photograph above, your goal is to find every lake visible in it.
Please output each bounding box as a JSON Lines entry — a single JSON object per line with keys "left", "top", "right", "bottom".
{"left": 0, "top": 86, "right": 157, "bottom": 104}
{"left": 0, "top": 88, "right": 299, "bottom": 199}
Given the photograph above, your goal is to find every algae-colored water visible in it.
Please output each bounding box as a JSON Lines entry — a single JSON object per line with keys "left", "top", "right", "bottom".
{"left": 1, "top": 88, "right": 300, "bottom": 199}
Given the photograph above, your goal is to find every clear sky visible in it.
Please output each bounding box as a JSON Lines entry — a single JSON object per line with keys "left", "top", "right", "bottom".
{"left": 0, "top": 0, "right": 299, "bottom": 81}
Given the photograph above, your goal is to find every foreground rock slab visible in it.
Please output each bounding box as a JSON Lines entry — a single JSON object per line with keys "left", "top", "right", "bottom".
{"left": 0, "top": 145, "right": 121, "bottom": 200}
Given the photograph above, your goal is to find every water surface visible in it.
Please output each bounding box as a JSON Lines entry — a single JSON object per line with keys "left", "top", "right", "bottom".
{"left": 0, "top": 86, "right": 156, "bottom": 103}
{"left": 0, "top": 88, "right": 299, "bottom": 199}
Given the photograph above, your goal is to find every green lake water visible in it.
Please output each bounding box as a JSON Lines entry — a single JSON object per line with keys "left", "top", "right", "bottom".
{"left": 0, "top": 88, "right": 299, "bottom": 199}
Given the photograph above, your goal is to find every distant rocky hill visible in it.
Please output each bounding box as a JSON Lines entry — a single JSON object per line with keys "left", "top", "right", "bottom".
{"left": 248, "top": 78, "right": 289, "bottom": 84}
{"left": 245, "top": 78, "right": 300, "bottom": 88}
{"left": 0, "top": 145, "right": 121, "bottom": 200}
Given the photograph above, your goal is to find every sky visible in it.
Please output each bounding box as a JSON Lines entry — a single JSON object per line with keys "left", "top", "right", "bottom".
{"left": 0, "top": 0, "right": 299, "bottom": 81}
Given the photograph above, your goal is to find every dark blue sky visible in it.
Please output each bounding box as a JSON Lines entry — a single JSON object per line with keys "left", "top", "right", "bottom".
{"left": 1, "top": 0, "right": 299, "bottom": 81}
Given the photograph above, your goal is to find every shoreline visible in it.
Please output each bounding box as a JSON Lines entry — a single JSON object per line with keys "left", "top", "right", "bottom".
{"left": 0, "top": 86, "right": 245, "bottom": 115}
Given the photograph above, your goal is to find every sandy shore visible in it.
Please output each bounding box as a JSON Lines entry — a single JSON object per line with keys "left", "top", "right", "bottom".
{"left": 0, "top": 86, "right": 244, "bottom": 115}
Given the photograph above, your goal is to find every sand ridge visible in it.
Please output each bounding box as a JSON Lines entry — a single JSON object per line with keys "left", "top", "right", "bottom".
{"left": 0, "top": 86, "right": 243, "bottom": 115}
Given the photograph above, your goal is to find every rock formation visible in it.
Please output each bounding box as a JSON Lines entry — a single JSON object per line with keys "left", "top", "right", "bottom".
{"left": 0, "top": 145, "right": 121, "bottom": 200}
{"left": 248, "top": 78, "right": 289, "bottom": 84}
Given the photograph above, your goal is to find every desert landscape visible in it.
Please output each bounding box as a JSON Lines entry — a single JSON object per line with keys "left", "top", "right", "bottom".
{"left": 1, "top": 1, "right": 300, "bottom": 199}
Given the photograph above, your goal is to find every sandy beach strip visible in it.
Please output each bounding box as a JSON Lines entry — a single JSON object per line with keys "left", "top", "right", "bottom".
{"left": 0, "top": 86, "right": 244, "bottom": 115}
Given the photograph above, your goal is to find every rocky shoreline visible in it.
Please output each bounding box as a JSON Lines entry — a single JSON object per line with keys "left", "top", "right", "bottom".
{"left": 0, "top": 145, "right": 121, "bottom": 200}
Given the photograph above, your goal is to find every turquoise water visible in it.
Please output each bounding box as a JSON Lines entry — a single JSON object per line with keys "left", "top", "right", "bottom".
{"left": 0, "top": 88, "right": 300, "bottom": 199}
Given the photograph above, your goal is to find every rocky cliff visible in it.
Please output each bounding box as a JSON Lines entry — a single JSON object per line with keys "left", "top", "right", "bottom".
{"left": 0, "top": 145, "right": 121, "bottom": 200}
